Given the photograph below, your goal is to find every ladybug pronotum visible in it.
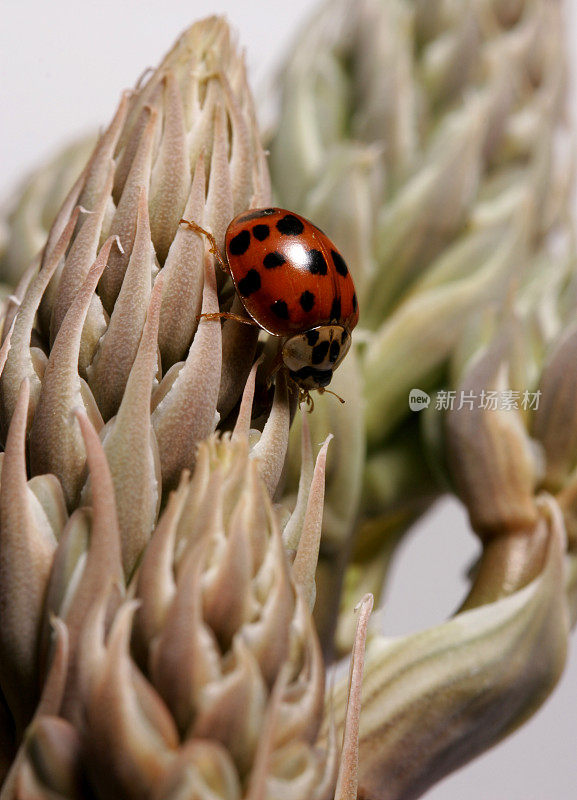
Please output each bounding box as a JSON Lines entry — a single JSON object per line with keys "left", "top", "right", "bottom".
{"left": 181, "top": 208, "right": 359, "bottom": 392}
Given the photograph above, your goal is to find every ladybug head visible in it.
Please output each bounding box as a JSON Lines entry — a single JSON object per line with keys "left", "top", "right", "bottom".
{"left": 281, "top": 325, "right": 351, "bottom": 390}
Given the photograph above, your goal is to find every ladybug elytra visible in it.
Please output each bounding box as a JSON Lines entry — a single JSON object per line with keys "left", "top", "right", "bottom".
{"left": 181, "top": 208, "right": 359, "bottom": 392}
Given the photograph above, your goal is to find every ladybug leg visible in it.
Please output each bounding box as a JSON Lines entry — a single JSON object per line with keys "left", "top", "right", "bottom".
{"left": 282, "top": 367, "right": 315, "bottom": 412}
{"left": 179, "top": 218, "right": 229, "bottom": 274}
{"left": 299, "top": 388, "right": 315, "bottom": 413}
{"left": 265, "top": 357, "right": 283, "bottom": 390}
{"left": 198, "top": 311, "right": 260, "bottom": 326}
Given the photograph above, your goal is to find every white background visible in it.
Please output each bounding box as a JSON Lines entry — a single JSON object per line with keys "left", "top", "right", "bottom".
{"left": 1, "top": 1, "right": 577, "bottom": 798}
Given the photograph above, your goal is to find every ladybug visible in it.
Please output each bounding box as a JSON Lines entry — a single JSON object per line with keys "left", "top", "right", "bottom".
{"left": 180, "top": 208, "right": 359, "bottom": 392}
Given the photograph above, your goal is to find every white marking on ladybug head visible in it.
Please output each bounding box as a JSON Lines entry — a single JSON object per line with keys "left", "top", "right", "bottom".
{"left": 282, "top": 325, "right": 351, "bottom": 389}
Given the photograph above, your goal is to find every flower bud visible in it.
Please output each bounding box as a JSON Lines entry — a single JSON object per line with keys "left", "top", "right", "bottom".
{"left": 0, "top": 15, "right": 272, "bottom": 523}
{"left": 445, "top": 330, "right": 541, "bottom": 540}
{"left": 327, "top": 499, "right": 569, "bottom": 800}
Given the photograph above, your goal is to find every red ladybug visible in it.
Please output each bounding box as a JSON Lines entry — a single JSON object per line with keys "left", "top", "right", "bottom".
{"left": 181, "top": 208, "right": 359, "bottom": 391}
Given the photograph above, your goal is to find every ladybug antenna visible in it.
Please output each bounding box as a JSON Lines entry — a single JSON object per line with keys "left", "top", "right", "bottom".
{"left": 318, "top": 387, "right": 346, "bottom": 405}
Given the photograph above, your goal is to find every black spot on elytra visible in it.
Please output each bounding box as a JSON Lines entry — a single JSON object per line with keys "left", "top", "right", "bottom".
{"left": 352, "top": 294, "right": 358, "bottom": 312}
{"left": 306, "top": 330, "right": 320, "bottom": 346}
{"left": 307, "top": 249, "right": 328, "bottom": 276}
{"left": 329, "top": 340, "right": 341, "bottom": 363}
{"left": 330, "top": 297, "right": 341, "bottom": 321}
{"left": 289, "top": 366, "right": 333, "bottom": 388}
{"left": 312, "top": 341, "right": 330, "bottom": 365}
{"left": 299, "top": 290, "right": 315, "bottom": 312}
{"left": 271, "top": 299, "right": 289, "bottom": 320}
{"left": 229, "top": 230, "right": 251, "bottom": 256}
{"left": 263, "top": 251, "right": 286, "bottom": 270}
{"left": 332, "top": 249, "right": 348, "bottom": 277}
{"left": 277, "top": 214, "right": 304, "bottom": 236}
{"left": 252, "top": 224, "right": 270, "bottom": 241}
{"left": 237, "top": 269, "right": 261, "bottom": 297}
